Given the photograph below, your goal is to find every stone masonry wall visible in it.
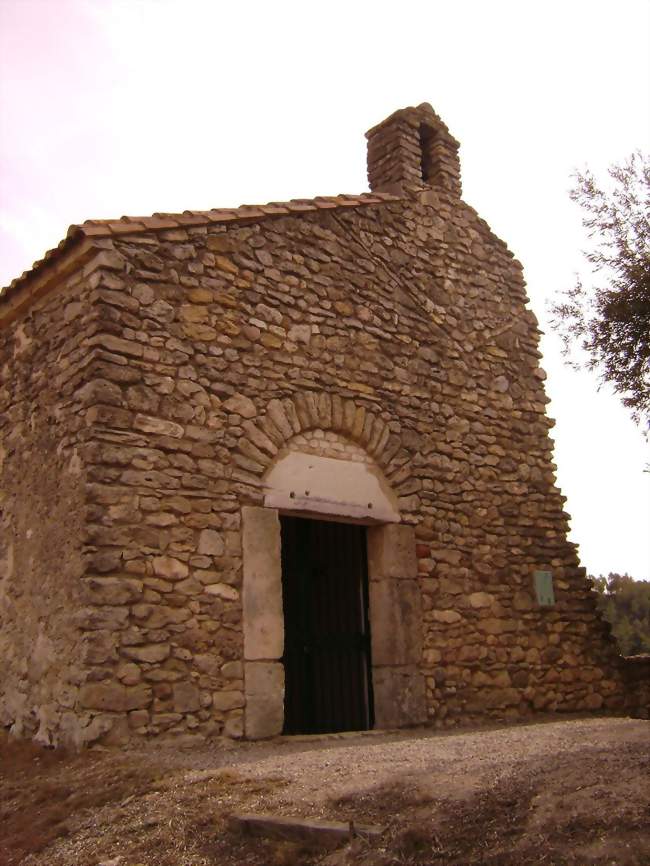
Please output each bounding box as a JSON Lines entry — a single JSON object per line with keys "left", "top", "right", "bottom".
{"left": 32, "top": 183, "right": 627, "bottom": 745}
{"left": 0, "top": 262, "right": 96, "bottom": 746}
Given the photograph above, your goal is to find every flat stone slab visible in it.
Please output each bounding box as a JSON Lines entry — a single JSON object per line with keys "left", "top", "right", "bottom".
{"left": 230, "top": 812, "right": 384, "bottom": 846}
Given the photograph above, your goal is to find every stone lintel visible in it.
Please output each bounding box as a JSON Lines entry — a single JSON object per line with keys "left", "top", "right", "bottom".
{"left": 264, "top": 451, "right": 400, "bottom": 523}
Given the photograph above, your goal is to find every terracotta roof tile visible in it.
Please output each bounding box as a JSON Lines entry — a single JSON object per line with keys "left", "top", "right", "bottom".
{"left": 136, "top": 216, "right": 180, "bottom": 230}
{"left": 285, "top": 201, "right": 318, "bottom": 213}
{"left": 259, "top": 204, "right": 291, "bottom": 215}
{"left": 107, "top": 220, "right": 149, "bottom": 235}
{"left": 204, "top": 210, "right": 240, "bottom": 223}
{"left": 312, "top": 197, "right": 343, "bottom": 209}
{"left": 73, "top": 223, "right": 107, "bottom": 237}
{"left": 1, "top": 191, "right": 400, "bottom": 302}
{"left": 177, "top": 212, "right": 210, "bottom": 226}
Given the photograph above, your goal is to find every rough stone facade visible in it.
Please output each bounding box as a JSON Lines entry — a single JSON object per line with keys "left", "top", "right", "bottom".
{"left": 1, "top": 104, "right": 644, "bottom": 747}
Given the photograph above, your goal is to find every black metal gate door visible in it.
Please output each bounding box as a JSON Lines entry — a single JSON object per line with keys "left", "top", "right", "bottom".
{"left": 280, "top": 516, "right": 373, "bottom": 735}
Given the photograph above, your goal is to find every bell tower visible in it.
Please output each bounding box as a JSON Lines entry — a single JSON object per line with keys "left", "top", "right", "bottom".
{"left": 365, "top": 102, "right": 462, "bottom": 196}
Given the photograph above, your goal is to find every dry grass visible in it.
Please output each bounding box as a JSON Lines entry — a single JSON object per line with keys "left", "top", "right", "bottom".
{"left": 0, "top": 732, "right": 291, "bottom": 866}
{"left": 2, "top": 723, "right": 649, "bottom": 866}
{"left": 0, "top": 734, "right": 162, "bottom": 865}
{"left": 266, "top": 840, "right": 325, "bottom": 865}
{"left": 326, "top": 741, "right": 650, "bottom": 866}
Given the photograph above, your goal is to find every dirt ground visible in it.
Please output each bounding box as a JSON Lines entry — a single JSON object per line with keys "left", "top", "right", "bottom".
{"left": 1, "top": 716, "right": 648, "bottom": 866}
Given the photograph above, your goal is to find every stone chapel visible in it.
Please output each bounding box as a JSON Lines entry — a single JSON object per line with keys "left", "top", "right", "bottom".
{"left": 0, "top": 104, "right": 645, "bottom": 747}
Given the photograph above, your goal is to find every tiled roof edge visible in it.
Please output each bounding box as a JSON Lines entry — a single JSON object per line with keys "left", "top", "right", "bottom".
{"left": 1, "top": 191, "right": 401, "bottom": 305}
{"left": 0, "top": 233, "right": 100, "bottom": 327}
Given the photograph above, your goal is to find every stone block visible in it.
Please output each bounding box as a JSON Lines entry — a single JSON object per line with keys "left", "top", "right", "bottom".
{"left": 222, "top": 660, "right": 243, "bottom": 679}
{"left": 121, "top": 643, "right": 171, "bottom": 663}
{"left": 205, "top": 583, "right": 239, "bottom": 600}
{"left": 81, "top": 631, "right": 118, "bottom": 664}
{"left": 367, "top": 524, "right": 417, "bottom": 580}
{"left": 133, "top": 283, "right": 154, "bottom": 304}
{"left": 175, "top": 577, "right": 203, "bottom": 596}
{"left": 173, "top": 682, "right": 201, "bottom": 713}
{"left": 369, "top": 579, "right": 422, "bottom": 665}
{"left": 511, "top": 670, "right": 529, "bottom": 688}
{"left": 129, "top": 709, "right": 150, "bottom": 728}
{"left": 267, "top": 400, "right": 293, "bottom": 440}
{"left": 151, "top": 712, "right": 182, "bottom": 730}
{"left": 288, "top": 324, "right": 311, "bottom": 345}
{"left": 513, "top": 590, "right": 534, "bottom": 611}
{"left": 431, "top": 609, "right": 462, "bottom": 623}
{"left": 134, "top": 604, "right": 189, "bottom": 628}
{"left": 74, "top": 606, "right": 129, "bottom": 631}
{"left": 194, "top": 654, "right": 220, "bottom": 677}
{"left": 125, "top": 684, "right": 153, "bottom": 710}
{"left": 492, "top": 670, "right": 512, "bottom": 688}
{"left": 484, "top": 688, "right": 520, "bottom": 709}
{"left": 465, "top": 688, "right": 521, "bottom": 712}
{"left": 212, "top": 690, "right": 245, "bottom": 711}
{"left": 134, "top": 414, "right": 184, "bottom": 438}
{"left": 206, "top": 234, "right": 232, "bottom": 253}
{"left": 152, "top": 556, "right": 189, "bottom": 580}
{"left": 244, "top": 661, "right": 284, "bottom": 739}
{"left": 214, "top": 254, "right": 238, "bottom": 274}
{"left": 317, "top": 392, "right": 332, "bottom": 428}
{"left": 242, "top": 506, "right": 283, "bottom": 661}
{"left": 543, "top": 646, "right": 563, "bottom": 663}
{"left": 479, "top": 618, "right": 517, "bottom": 635}
{"left": 116, "top": 662, "right": 141, "bottom": 685}
{"left": 372, "top": 666, "right": 427, "bottom": 728}
{"left": 79, "top": 682, "right": 127, "bottom": 712}
{"left": 183, "top": 322, "right": 217, "bottom": 341}
{"left": 81, "top": 576, "right": 143, "bottom": 606}
{"left": 468, "top": 592, "right": 494, "bottom": 609}
{"left": 431, "top": 549, "right": 462, "bottom": 566}
{"left": 198, "top": 529, "right": 225, "bottom": 556}
{"left": 242, "top": 421, "right": 278, "bottom": 457}
{"left": 229, "top": 813, "right": 383, "bottom": 845}
{"left": 82, "top": 714, "right": 120, "bottom": 746}
{"left": 223, "top": 712, "right": 244, "bottom": 738}
{"left": 422, "top": 648, "right": 442, "bottom": 665}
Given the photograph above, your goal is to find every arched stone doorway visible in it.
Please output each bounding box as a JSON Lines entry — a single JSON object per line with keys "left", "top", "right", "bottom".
{"left": 240, "top": 426, "right": 426, "bottom": 738}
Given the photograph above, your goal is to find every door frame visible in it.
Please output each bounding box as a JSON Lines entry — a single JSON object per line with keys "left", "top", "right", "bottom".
{"left": 280, "top": 514, "right": 374, "bottom": 735}
{"left": 241, "top": 505, "right": 426, "bottom": 739}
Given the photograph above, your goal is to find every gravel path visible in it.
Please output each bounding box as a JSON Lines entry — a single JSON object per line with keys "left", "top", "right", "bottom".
{"left": 174, "top": 716, "right": 649, "bottom": 808}
{"left": 5, "top": 716, "right": 648, "bottom": 866}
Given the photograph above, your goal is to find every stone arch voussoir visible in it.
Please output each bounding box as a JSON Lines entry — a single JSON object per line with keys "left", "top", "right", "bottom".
{"left": 233, "top": 391, "right": 421, "bottom": 512}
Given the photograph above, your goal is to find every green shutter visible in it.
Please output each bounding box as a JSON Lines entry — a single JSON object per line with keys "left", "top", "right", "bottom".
{"left": 533, "top": 570, "right": 555, "bottom": 606}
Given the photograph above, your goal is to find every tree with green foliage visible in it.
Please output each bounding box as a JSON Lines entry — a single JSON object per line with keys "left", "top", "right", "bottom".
{"left": 551, "top": 153, "right": 650, "bottom": 429}
{"left": 591, "top": 572, "right": 650, "bottom": 656}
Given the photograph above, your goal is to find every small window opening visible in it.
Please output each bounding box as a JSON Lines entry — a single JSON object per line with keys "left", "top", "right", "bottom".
{"left": 419, "top": 123, "right": 436, "bottom": 184}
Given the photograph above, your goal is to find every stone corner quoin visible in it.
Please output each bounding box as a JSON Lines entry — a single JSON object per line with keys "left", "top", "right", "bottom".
{"left": 0, "top": 102, "right": 643, "bottom": 749}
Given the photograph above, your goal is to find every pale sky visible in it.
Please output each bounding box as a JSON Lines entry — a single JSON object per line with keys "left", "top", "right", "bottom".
{"left": 1, "top": 0, "right": 648, "bottom": 579}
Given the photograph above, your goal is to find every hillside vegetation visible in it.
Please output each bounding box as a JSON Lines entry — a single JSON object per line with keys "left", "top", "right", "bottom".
{"left": 591, "top": 573, "right": 650, "bottom": 656}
